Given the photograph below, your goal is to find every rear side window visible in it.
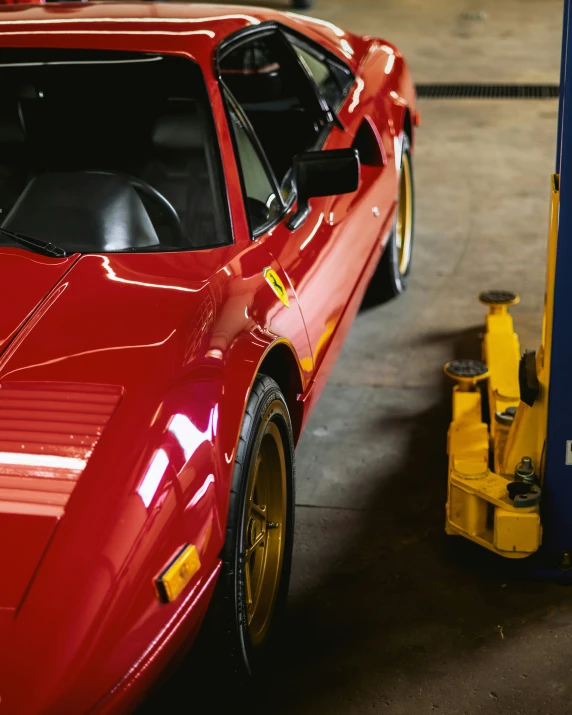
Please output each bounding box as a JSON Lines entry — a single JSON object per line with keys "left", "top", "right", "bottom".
{"left": 291, "top": 41, "right": 354, "bottom": 111}
{"left": 0, "top": 49, "right": 230, "bottom": 254}
{"left": 220, "top": 32, "right": 325, "bottom": 188}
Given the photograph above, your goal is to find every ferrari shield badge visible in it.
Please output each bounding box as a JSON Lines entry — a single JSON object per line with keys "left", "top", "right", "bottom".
{"left": 263, "top": 267, "right": 290, "bottom": 308}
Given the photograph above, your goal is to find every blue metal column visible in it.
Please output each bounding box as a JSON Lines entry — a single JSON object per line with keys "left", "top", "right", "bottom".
{"left": 557, "top": 0, "right": 570, "bottom": 169}
{"left": 543, "top": 0, "right": 572, "bottom": 564}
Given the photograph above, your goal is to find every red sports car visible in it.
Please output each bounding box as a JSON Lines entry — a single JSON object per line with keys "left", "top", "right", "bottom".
{"left": 0, "top": 2, "right": 416, "bottom": 713}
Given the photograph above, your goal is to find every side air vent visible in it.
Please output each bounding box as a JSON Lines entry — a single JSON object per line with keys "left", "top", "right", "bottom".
{"left": 0, "top": 382, "right": 122, "bottom": 517}
{"left": 352, "top": 119, "right": 385, "bottom": 167}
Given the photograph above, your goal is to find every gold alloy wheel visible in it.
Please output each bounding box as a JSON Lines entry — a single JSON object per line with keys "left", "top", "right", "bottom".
{"left": 396, "top": 150, "right": 413, "bottom": 275}
{"left": 244, "top": 419, "right": 287, "bottom": 647}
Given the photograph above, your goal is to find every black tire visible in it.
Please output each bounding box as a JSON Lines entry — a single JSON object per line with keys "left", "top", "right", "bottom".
{"left": 291, "top": 0, "right": 313, "bottom": 9}
{"left": 219, "top": 374, "right": 295, "bottom": 676}
{"left": 377, "top": 133, "right": 415, "bottom": 301}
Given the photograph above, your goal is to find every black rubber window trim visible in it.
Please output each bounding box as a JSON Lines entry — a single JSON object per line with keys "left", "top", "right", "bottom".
{"left": 220, "top": 86, "right": 287, "bottom": 240}
{"left": 283, "top": 29, "right": 356, "bottom": 112}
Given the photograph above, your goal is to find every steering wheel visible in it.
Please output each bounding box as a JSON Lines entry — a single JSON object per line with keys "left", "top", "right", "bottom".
{"left": 87, "top": 171, "right": 186, "bottom": 246}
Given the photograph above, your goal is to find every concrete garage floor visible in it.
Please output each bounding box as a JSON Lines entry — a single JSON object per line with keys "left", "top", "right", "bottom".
{"left": 142, "top": 1, "right": 572, "bottom": 713}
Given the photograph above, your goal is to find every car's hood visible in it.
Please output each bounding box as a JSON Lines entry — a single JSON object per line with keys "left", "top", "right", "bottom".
{"left": 0, "top": 248, "right": 227, "bottom": 384}
{"left": 0, "top": 247, "right": 227, "bottom": 595}
{"left": 0, "top": 247, "right": 80, "bottom": 356}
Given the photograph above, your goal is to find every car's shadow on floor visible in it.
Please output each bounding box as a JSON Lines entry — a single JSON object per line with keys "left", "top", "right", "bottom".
{"left": 138, "top": 323, "right": 572, "bottom": 715}
{"left": 358, "top": 273, "right": 394, "bottom": 313}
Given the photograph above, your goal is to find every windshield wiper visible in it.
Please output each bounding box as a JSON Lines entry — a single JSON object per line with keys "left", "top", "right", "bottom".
{"left": 0, "top": 227, "right": 67, "bottom": 258}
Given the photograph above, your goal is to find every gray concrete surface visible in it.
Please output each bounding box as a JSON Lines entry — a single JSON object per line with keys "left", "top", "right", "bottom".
{"left": 143, "top": 1, "right": 571, "bottom": 714}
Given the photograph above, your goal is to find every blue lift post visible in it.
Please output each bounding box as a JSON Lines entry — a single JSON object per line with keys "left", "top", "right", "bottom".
{"left": 542, "top": 0, "right": 572, "bottom": 570}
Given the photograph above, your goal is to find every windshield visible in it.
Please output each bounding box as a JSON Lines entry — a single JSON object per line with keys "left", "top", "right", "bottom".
{"left": 0, "top": 49, "right": 230, "bottom": 254}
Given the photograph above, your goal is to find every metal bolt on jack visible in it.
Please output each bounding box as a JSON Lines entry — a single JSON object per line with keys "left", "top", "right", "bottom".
{"left": 515, "top": 456, "right": 536, "bottom": 483}
{"left": 495, "top": 405, "right": 517, "bottom": 426}
{"left": 506, "top": 457, "right": 541, "bottom": 508}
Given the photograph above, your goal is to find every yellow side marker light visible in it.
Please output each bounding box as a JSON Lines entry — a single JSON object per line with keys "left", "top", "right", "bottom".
{"left": 155, "top": 544, "right": 201, "bottom": 604}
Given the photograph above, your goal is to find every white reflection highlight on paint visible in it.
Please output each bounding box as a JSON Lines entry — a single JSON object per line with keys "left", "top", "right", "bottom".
{"left": 168, "top": 411, "right": 214, "bottom": 463}
{"left": 100, "top": 256, "right": 200, "bottom": 293}
{"left": 288, "top": 15, "right": 345, "bottom": 37}
{"left": 340, "top": 39, "right": 354, "bottom": 57}
{"left": 0, "top": 29, "right": 217, "bottom": 38}
{"left": 300, "top": 213, "right": 324, "bottom": 251}
{"left": 0, "top": 452, "right": 86, "bottom": 471}
{"left": 138, "top": 449, "right": 169, "bottom": 508}
{"left": 384, "top": 54, "right": 395, "bottom": 75}
{"left": 189, "top": 474, "right": 215, "bottom": 508}
{"left": 394, "top": 135, "right": 403, "bottom": 170}
{"left": 348, "top": 78, "right": 364, "bottom": 113}
{"left": 212, "top": 405, "right": 219, "bottom": 437}
{"left": 0, "top": 14, "right": 260, "bottom": 27}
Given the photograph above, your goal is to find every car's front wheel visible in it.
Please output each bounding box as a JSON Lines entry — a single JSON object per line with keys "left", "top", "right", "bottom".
{"left": 220, "top": 374, "right": 295, "bottom": 675}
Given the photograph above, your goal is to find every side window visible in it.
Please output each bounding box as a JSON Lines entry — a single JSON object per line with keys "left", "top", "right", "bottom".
{"left": 220, "top": 32, "right": 325, "bottom": 195}
{"left": 227, "top": 104, "right": 283, "bottom": 235}
{"left": 292, "top": 43, "right": 354, "bottom": 111}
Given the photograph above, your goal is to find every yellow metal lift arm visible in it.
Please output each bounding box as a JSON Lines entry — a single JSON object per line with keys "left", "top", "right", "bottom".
{"left": 444, "top": 175, "right": 560, "bottom": 558}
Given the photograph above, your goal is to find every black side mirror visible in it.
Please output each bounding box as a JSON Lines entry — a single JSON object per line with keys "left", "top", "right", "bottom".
{"left": 287, "top": 148, "right": 360, "bottom": 230}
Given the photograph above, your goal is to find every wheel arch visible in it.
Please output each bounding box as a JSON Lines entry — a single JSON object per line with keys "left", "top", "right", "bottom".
{"left": 257, "top": 340, "right": 305, "bottom": 444}
{"left": 379, "top": 49, "right": 417, "bottom": 151}
{"left": 403, "top": 106, "right": 413, "bottom": 143}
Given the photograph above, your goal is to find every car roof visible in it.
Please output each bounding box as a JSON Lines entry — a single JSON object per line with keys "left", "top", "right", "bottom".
{"left": 0, "top": 3, "right": 259, "bottom": 39}
{"left": 0, "top": 2, "right": 359, "bottom": 67}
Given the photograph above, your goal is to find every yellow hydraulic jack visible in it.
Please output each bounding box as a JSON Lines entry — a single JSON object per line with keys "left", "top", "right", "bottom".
{"left": 444, "top": 175, "right": 560, "bottom": 559}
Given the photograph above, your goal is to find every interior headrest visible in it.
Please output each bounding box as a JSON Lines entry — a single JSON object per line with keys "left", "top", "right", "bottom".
{"left": 2, "top": 172, "right": 160, "bottom": 252}
{"left": 152, "top": 101, "right": 203, "bottom": 151}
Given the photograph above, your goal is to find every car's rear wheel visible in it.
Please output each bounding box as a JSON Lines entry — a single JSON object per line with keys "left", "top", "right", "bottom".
{"left": 220, "top": 374, "right": 295, "bottom": 676}
{"left": 377, "top": 132, "right": 415, "bottom": 299}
